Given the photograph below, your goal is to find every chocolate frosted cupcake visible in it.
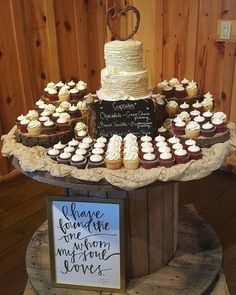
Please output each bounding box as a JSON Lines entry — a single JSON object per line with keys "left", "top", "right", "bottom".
{"left": 88, "top": 154, "right": 105, "bottom": 168}
{"left": 188, "top": 144, "right": 202, "bottom": 160}
{"left": 140, "top": 153, "right": 158, "bottom": 169}
{"left": 174, "top": 149, "right": 190, "bottom": 164}
{"left": 57, "top": 152, "right": 72, "bottom": 165}
{"left": 70, "top": 154, "right": 87, "bottom": 169}
{"left": 201, "top": 122, "right": 216, "bottom": 137}
{"left": 158, "top": 152, "right": 175, "bottom": 168}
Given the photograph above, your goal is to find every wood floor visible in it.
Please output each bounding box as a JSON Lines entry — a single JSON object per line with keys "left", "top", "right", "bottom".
{"left": 0, "top": 170, "right": 236, "bottom": 295}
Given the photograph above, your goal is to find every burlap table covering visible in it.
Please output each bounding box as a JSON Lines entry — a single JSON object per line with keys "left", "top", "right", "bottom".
{"left": 2, "top": 123, "right": 236, "bottom": 190}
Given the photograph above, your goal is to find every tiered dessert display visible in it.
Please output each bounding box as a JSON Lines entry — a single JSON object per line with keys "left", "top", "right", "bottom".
{"left": 14, "top": 80, "right": 89, "bottom": 148}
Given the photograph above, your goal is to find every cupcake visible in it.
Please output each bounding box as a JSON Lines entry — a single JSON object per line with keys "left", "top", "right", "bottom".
{"left": 158, "top": 145, "right": 171, "bottom": 154}
{"left": 162, "top": 85, "right": 175, "bottom": 99}
{"left": 172, "top": 142, "right": 184, "bottom": 151}
{"left": 168, "top": 135, "right": 180, "bottom": 146}
{"left": 82, "top": 136, "right": 94, "bottom": 146}
{"left": 53, "top": 141, "right": 67, "bottom": 151}
{"left": 158, "top": 152, "right": 175, "bottom": 168}
{"left": 37, "top": 103, "right": 47, "bottom": 114}
{"left": 166, "top": 100, "right": 178, "bottom": 117}
{"left": 192, "top": 100, "right": 203, "bottom": 112}
{"left": 43, "top": 120, "right": 57, "bottom": 135}
{"left": 173, "top": 119, "right": 186, "bottom": 136}
{"left": 77, "top": 101, "right": 88, "bottom": 116}
{"left": 75, "top": 148, "right": 90, "bottom": 158}
{"left": 212, "top": 111, "right": 227, "bottom": 122}
{"left": 67, "top": 80, "right": 76, "bottom": 89}
{"left": 140, "top": 135, "right": 152, "bottom": 143}
{"left": 202, "top": 97, "right": 213, "bottom": 111}
{"left": 91, "top": 148, "right": 105, "bottom": 156}
{"left": 105, "top": 150, "right": 122, "bottom": 170}
{"left": 202, "top": 110, "right": 213, "bottom": 121}
{"left": 201, "top": 122, "right": 216, "bottom": 137}
{"left": 74, "top": 122, "right": 88, "bottom": 136}
{"left": 47, "top": 148, "right": 60, "bottom": 160}
{"left": 56, "top": 81, "right": 65, "bottom": 91}
{"left": 174, "top": 85, "right": 186, "bottom": 98}
{"left": 179, "top": 111, "right": 191, "bottom": 123}
{"left": 45, "top": 104, "right": 56, "bottom": 115}
{"left": 194, "top": 115, "right": 205, "bottom": 125}
{"left": 169, "top": 78, "right": 180, "bottom": 87}
{"left": 185, "top": 121, "right": 200, "bottom": 138}
{"left": 188, "top": 144, "right": 202, "bottom": 160}
{"left": 174, "top": 149, "right": 190, "bottom": 164}
{"left": 57, "top": 152, "right": 72, "bottom": 165}
{"left": 16, "top": 114, "right": 26, "bottom": 129}
{"left": 156, "top": 80, "right": 169, "bottom": 94}
{"left": 76, "top": 80, "right": 87, "bottom": 98}
{"left": 27, "top": 120, "right": 42, "bottom": 136}
{"left": 35, "top": 99, "right": 45, "bottom": 109}
{"left": 64, "top": 146, "right": 76, "bottom": 154}
{"left": 68, "top": 105, "right": 81, "bottom": 118}
{"left": 58, "top": 86, "right": 70, "bottom": 102}
{"left": 186, "top": 81, "right": 198, "bottom": 97}
{"left": 70, "top": 88, "right": 80, "bottom": 100}
{"left": 51, "top": 112, "right": 60, "bottom": 122}
{"left": 19, "top": 118, "right": 30, "bottom": 133}
{"left": 70, "top": 154, "right": 87, "bottom": 169}
{"left": 190, "top": 109, "right": 201, "bottom": 120}
{"left": 157, "top": 126, "right": 169, "bottom": 137}
{"left": 56, "top": 117, "right": 71, "bottom": 132}
{"left": 179, "top": 102, "right": 190, "bottom": 112}
{"left": 211, "top": 117, "right": 227, "bottom": 133}
{"left": 181, "top": 78, "right": 189, "bottom": 87}
{"left": 60, "top": 101, "right": 71, "bottom": 111}
{"left": 26, "top": 110, "right": 39, "bottom": 121}
{"left": 184, "top": 138, "right": 196, "bottom": 149}
{"left": 88, "top": 154, "right": 105, "bottom": 168}
{"left": 68, "top": 138, "right": 79, "bottom": 148}
{"left": 140, "top": 153, "right": 158, "bottom": 169}
{"left": 123, "top": 152, "right": 140, "bottom": 170}
{"left": 47, "top": 87, "right": 58, "bottom": 101}
{"left": 76, "top": 129, "right": 88, "bottom": 141}
{"left": 39, "top": 116, "right": 50, "bottom": 124}
{"left": 154, "top": 135, "right": 166, "bottom": 143}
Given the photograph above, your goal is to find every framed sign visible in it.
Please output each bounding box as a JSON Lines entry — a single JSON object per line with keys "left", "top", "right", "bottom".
{"left": 46, "top": 197, "right": 125, "bottom": 293}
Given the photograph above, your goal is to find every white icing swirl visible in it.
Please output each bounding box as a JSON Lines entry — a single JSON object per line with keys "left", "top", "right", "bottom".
{"left": 174, "top": 148, "right": 187, "bottom": 156}
{"left": 48, "top": 148, "right": 60, "bottom": 156}
{"left": 92, "top": 148, "right": 104, "bottom": 155}
{"left": 54, "top": 141, "right": 66, "bottom": 149}
{"left": 59, "top": 152, "right": 71, "bottom": 160}
{"left": 68, "top": 139, "right": 79, "bottom": 146}
{"left": 160, "top": 152, "right": 172, "bottom": 160}
{"left": 71, "top": 154, "right": 84, "bottom": 162}
{"left": 168, "top": 135, "right": 180, "bottom": 144}
{"left": 186, "top": 121, "right": 200, "bottom": 131}
{"left": 202, "top": 122, "right": 214, "bottom": 130}
{"left": 188, "top": 144, "right": 201, "bottom": 153}
{"left": 64, "top": 146, "right": 75, "bottom": 153}
{"left": 60, "top": 101, "right": 71, "bottom": 110}
{"left": 172, "top": 143, "right": 184, "bottom": 150}
{"left": 75, "top": 149, "right": 87, "bottom": 156}
{"left": 124, "top": 151, "right": 138, "bottom": 160}
{"left": 43, "top": 120, "right": 54, "bottom": 127}
{"left": 27, "top": 120, "right": 41, "bottom": 128}
{"left": 90, "top": 154, "right": 103, "bottom": 163}
{"left": 143, "top": 153, "right": 156, "bottom": 161}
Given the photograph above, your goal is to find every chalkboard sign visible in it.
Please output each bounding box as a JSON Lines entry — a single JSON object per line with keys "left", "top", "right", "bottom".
{"left": 47, "top": 197, "right": 125, "bottom": 293}
{"left": 94, "top": 99, "right": 156, "bottom": 138}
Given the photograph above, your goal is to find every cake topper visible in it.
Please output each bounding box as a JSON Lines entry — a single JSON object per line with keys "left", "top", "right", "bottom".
{"left": 106, "top": 6, "right": 140, "bottom": 41}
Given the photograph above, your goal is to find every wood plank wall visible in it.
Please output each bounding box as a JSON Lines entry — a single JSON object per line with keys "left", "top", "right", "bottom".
{"left": 1, "top": 0, "right": 236, "bottom": 178}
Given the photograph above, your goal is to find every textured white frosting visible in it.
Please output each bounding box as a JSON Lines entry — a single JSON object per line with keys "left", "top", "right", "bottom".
{"left": 160, "top": 152, "right": 172, "bottom": 160}
{"left": 123, "top": 146, "right": 139, "bottom": 154}
{"left": 168, "top": 136, "right": 180, "bottom": 145}
{"left": 45, "top": 104, "right": 56, "bottom": 114}
{"left": 64, "top": 146, "right": 75, "bottom": 153}
{"left": 82, "top": 136, "right": 93, "bottom": 144}
{"left": 71, "top": 154, "right": 84, "bottom": 162}
{"left": 212, "top": 111, "right": 226, "bottom": 121}
{"left": 203, "top": 110, "right": 213, "bottom": 118}
{"left": 158, "top": 146, "right": 171, "bottom": 153}
{"left": 143, "top": 153, "right": 156, "bottom": 161}
{"left": 60, "top": 101, "right": 71, "bottom": 110}
{"left": 180, "top": 102, "right": 190, "bottom": 109}
{"left": 43, "top": 120, "right": 54, "bottom": 127}
{"left": 141, "top": 141, "right": 153, "bottom": 148}
{"left": 188, "top": 144, "right": 201, "bottom": 153}
{"left": 17, "top": 114, "right": 26, "bottom": 121}
{"left": 179, "top": 111, "right": 190, "bottom": 121}
{"left": 141, "top": 146, "right": 154, "bottom": 153}
{"left": 96, "top": 136, "right": 107, "bottom": 144}
{"left": 202, "top": 122, "right": 214, "bottom": 130}
{"left": 77, "top": 130, "right": 87, "bottom": 137}
{"left": 74, "top": 122, "right": 87, "bottom": 131}
{"left": 90, "top": 154, "right": 103, "bottom": 163}
{"left": 174, "top": 148, "right": 187, "bottom": 156}
{"left": 94, "top": 142, "right": 105, "bottom": 149}
{"left": 124, "top": 151, "right": 138, "bottom": 161}
{"left": 75, "top": 149, "right": 87, "bottom": 156}
{"left": 156, "top": 141, "right": 168, "bottom": 148}
{"left": 155, "top": 135, "right": 165, "bottom": 142}
{"left": 92, "top": 148, "right": 104, "bottom": 155}
{"left": 54, "top": 141, "right": 66, "bottom": 150}
{"left": 172, "top": 143, "right": 184, "bottom": 150}
{"left": 190, "top": 110, "right": 200, "bottom": 117}
{"left": 78, "top": 142, "right": 90, "bottom": 150}
{"left": 98, "top": 40, "right": 150, "bottom": 100}
{"left": 59, "top": 152, "right": 71, "bottom": 160}
{"left": 186, "top": 121, "right": 200, "bottom": 130}
{"left": 48, "top": 148, "right": 60, "bottom": 156}
{"left": 185, "top": 139, "right": 196, "bottom": 146}
{"left": 28, "top": 120, "right": 41, "bottom": 128}
{"left": 194, "top": 115, "right": 205, "bottom": 123}
{"left": 141, "top": 135, "right": 152, "bottom": 142}
{"left": 68, "top": 139, "right": 79, "bottom": 146}
{"left": 106, "top": 150, "right": 120, "bottom": 160}
{"left": 158, "top": 126, "right": 167, "bottom": 133}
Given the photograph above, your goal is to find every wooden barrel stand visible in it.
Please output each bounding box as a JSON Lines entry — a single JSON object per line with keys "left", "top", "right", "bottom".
{"left": 66, "top": 181, "right": 178, "bottom": 279}
{"left": 25, "top": 207, "right": 222, "bottom": 295}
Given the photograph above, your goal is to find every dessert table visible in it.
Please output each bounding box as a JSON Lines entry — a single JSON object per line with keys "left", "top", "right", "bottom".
{"left": 2, "top": 125, "right": 236, "bottom": 294}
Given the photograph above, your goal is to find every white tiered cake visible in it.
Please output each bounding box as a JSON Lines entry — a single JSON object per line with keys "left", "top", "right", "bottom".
{"left": 94, "top": 39, "right": 157, "bottom": 138}
{"left": 97, "top": 39, "right": 151, "bottom": 100}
